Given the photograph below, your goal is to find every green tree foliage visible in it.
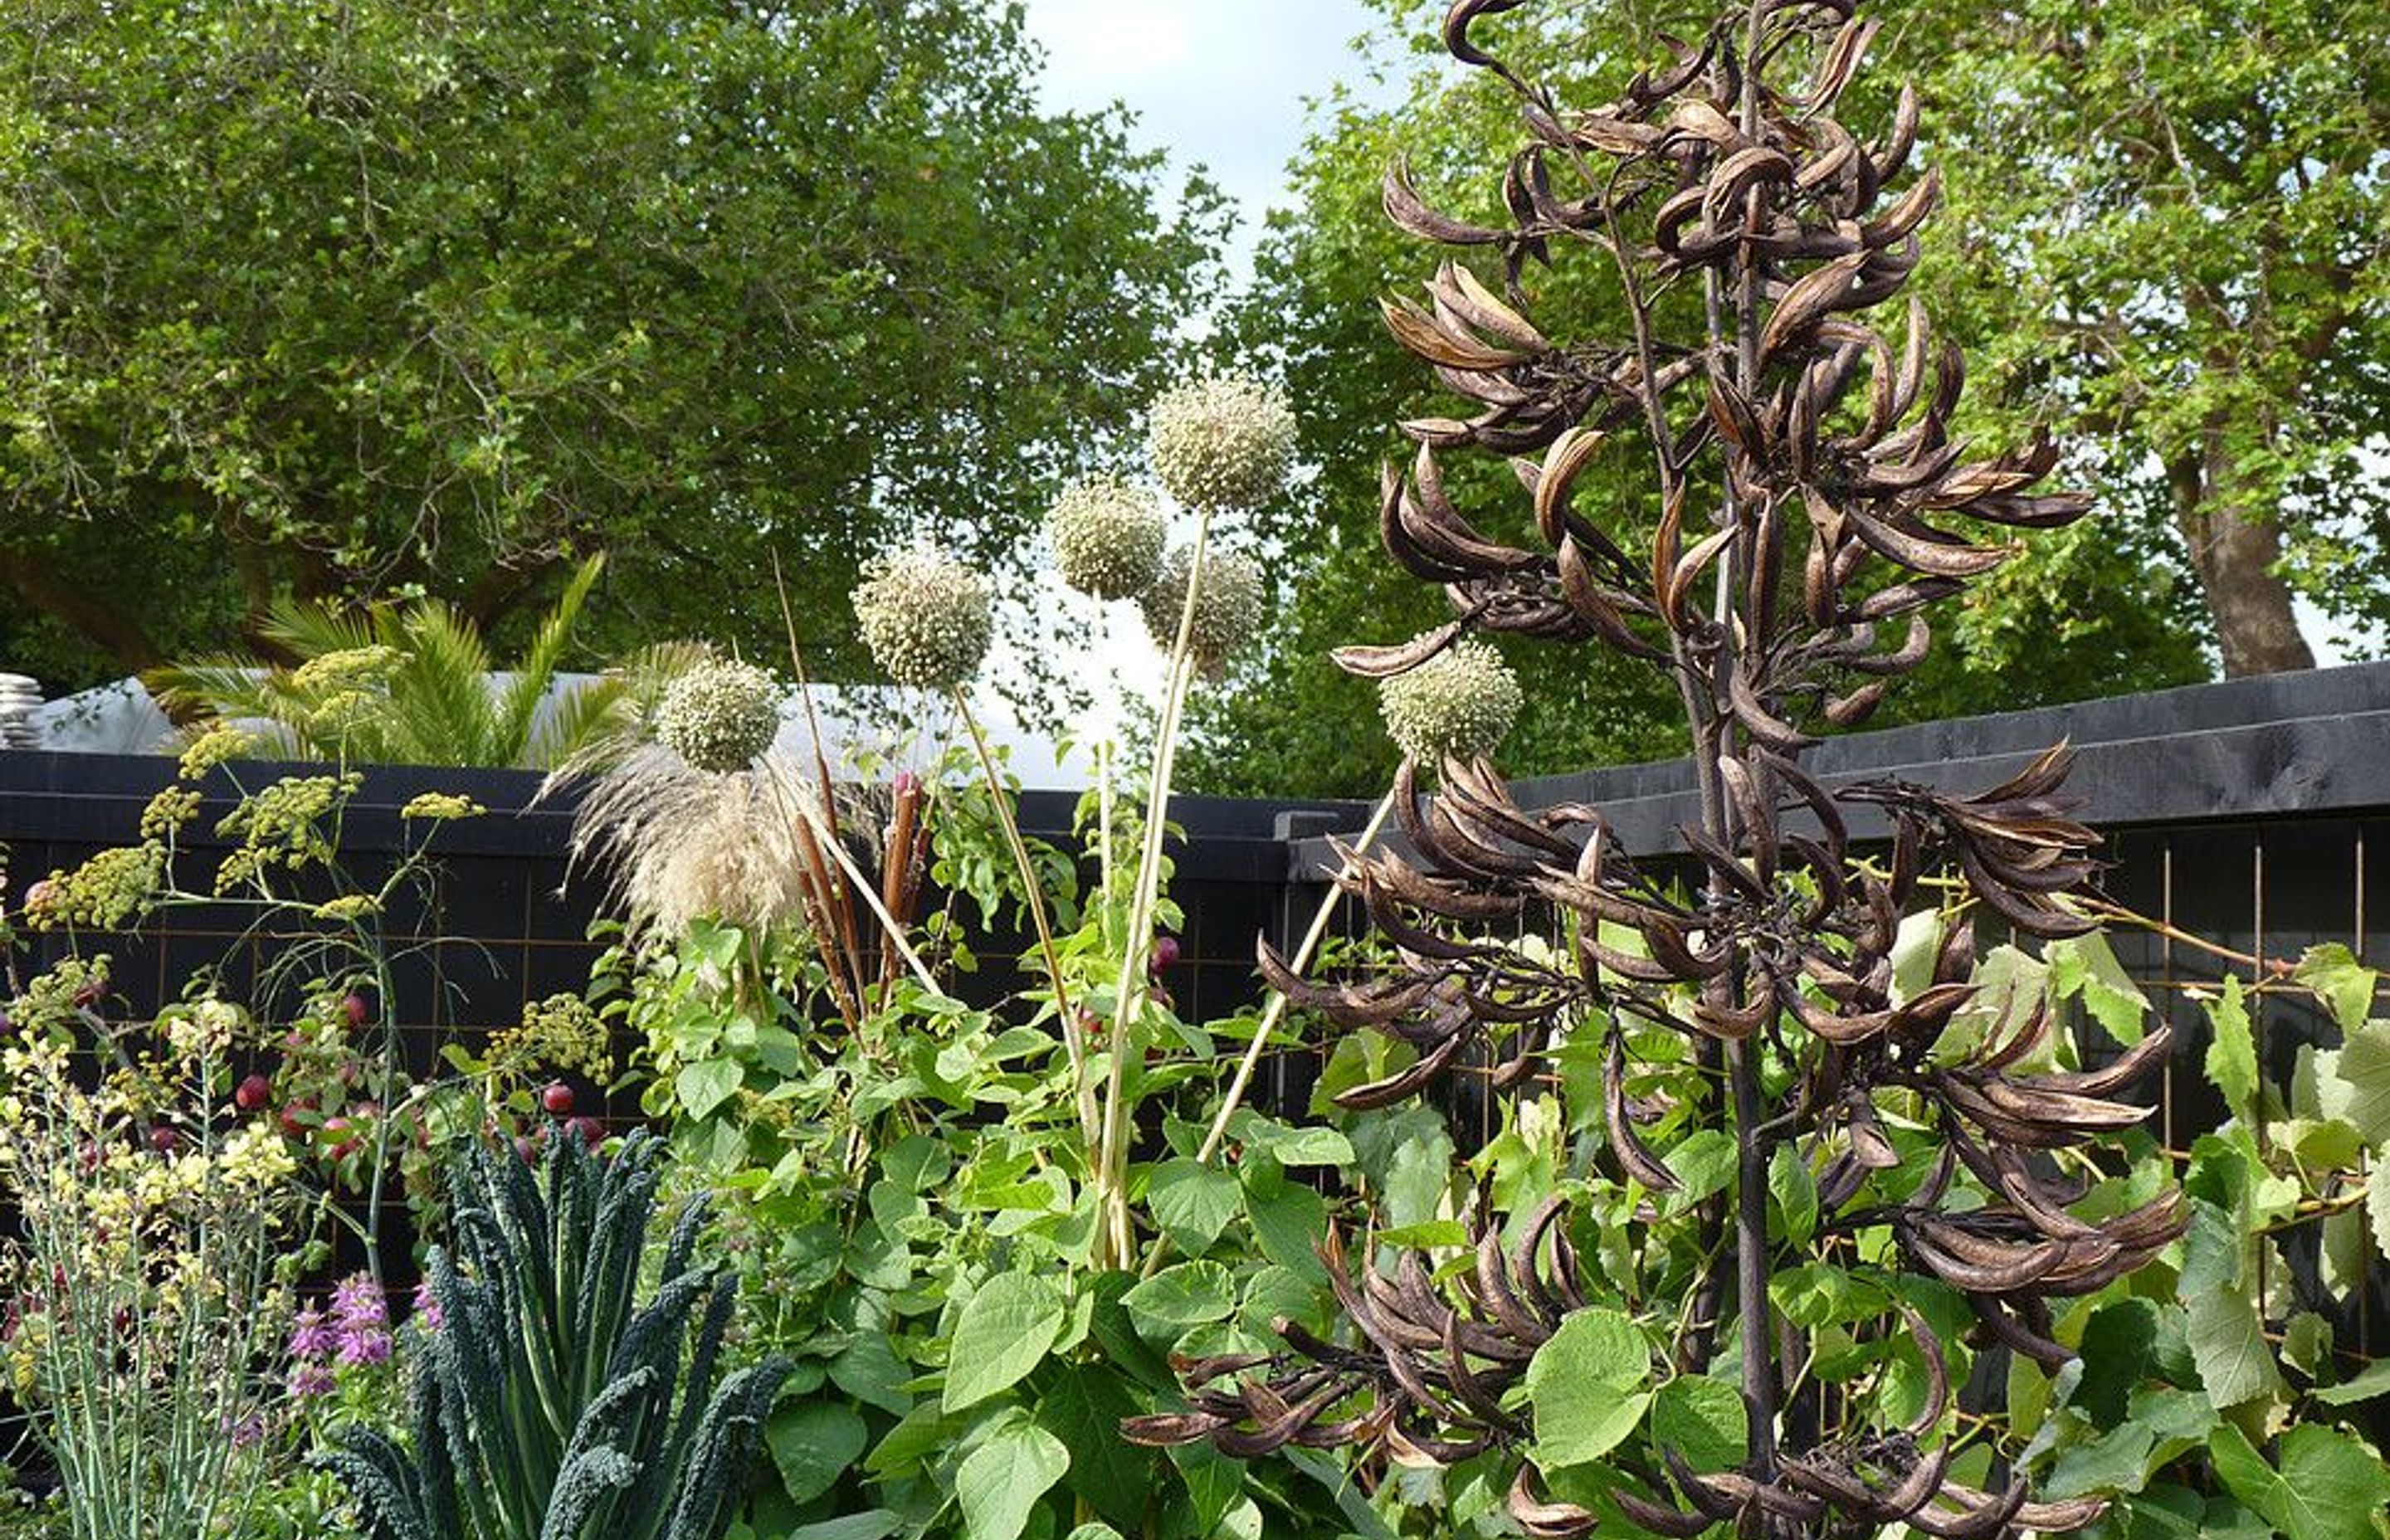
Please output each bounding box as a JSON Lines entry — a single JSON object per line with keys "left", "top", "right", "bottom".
{"left": 0, "top": 0, "right": 1224, "bottom": 690}
{"left": 1914, "top": 0, "right": 2390, "bottom": 677}
{"left": 1184, "top": 0, "right": 2373, "bottom": 795}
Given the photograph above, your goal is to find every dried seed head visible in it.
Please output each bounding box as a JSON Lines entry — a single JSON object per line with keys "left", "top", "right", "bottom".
{"left": 1139, "top": 546, "right": 1265, "bottom": 674}
{"left": 1147, "top": 372, "right": 1297, "bottom": 511}
{"left": 853, "top": 545, "right": 993, "bottom": 690}
{"left": 1378, "top": 639, "right": 1521, "bottom": 764}
{"left": 1046, "top": 475, "right": 1168, "bottom": 600}
{"left": 654, "top": 657, "right": 783, "bottom": 773}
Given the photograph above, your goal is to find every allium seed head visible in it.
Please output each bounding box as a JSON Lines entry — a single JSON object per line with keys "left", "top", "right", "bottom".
{"left": 1139, "top": 546, "right": 1265, "bottom": 675}
{"left": 1378, "top": 638, "right": 1522, "bottom": 765}
{"left": 1146, "top": 372, "right": 1297, "bottom": 511}
{"left": 854, "top": 545, "right": 993, "bottom": 690}
{"left": 654, "top": 658, "right": 783, "bottom": 774}
{"left": 1046, "top": 475, "right": 1168, "bottom": 600}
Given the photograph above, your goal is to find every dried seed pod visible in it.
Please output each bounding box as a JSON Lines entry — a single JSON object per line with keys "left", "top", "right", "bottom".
{"left": 1140, "top": 4, "right": 2178, "bottom": 1537}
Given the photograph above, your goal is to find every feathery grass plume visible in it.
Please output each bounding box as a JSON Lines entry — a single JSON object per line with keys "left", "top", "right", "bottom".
{"left": 852, "top": 543, "right": 993, "bottom": 690}
{"left": 1378, "top": 638, "right": 1522, "bottom": 765}
{"left": 1138, "top": 546, "right": 1263, "bottom": 674}
{"left": 319, "top": 1131, "right": 789, "bottom": 1540}
{"left": 565, "top": 745, "right": 817, "bottom": 942}
{"left": 653, "top": 657, "right": 783, "bottom": 773}
{"left": 1145, "top": 370, "right": 1296, "bottom": 511}
{"left": 1046, "top": 475, "right": 1168, "bottom": 600}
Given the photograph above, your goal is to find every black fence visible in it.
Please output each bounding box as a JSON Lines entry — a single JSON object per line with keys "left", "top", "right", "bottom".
{"left": 2, "top": 660, "right": 2386, "bottom": 1359}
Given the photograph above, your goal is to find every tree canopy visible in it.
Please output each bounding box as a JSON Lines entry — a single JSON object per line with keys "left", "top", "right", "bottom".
{"left": 1185, "top": 0, "right": 2383, "bottom": 796}
{"left": 0, "top": 0, "right": 1225, "bottom": 691}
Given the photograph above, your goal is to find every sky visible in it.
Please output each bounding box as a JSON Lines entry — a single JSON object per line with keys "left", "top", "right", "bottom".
{"left": 957, "top": 0, "right": 1400, "bottom": 779}
{"left": 1015, "top": 0, "right": 1393, "bottom": 282}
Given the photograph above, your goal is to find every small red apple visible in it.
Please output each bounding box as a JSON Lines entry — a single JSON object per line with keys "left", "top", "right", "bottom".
{"left": 279, "top": 1104, "right": 312, "bottom": 1139}
{"left": 515, "top": 1134, "right": 539, "bottom": 1165}
{"left": 1150, "top": 934, "right": 1182, "bottom": 973}
{"left": 147, "top": 1126, "right": 179, "bottom": 1154}
{"left": 540, "top": 1082, "right": 575, "bottom": 1117}
{"left": 235, "top": 1074, "right": 272, "bottom": 1112}
{"left": 341, "top": 992, "right": 371, "bottom": 1028}
{"left": 569, "top": 1115, "right": 604, "bottom": 1147}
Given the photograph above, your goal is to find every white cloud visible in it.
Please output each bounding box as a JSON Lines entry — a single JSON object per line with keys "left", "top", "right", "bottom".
{"left": 1018, "top": 0, "right": 1393, "bottom": 275}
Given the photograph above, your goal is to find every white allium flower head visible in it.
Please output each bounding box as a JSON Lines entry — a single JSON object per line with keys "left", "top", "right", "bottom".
{"left": 853, "top": 543, "right": 993, "bottom": 690}
{"left": 1139, "top": 545, "right": 1265, "bottom": 675}
{"left": 1378, "top": 638, "right": 1522, "bottom": 765}
{"left": 1146, "top": 370, "right": 1297, "bottom": 511}
{"left": 654, "top": 657, "right": 783, "bottom": 774}
{"left": 1046, "top": 475, "right": 1168, "bottom": 600}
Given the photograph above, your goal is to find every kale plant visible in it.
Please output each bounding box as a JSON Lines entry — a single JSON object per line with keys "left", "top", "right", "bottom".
{"left": 323, "top": 1131, "right": 789, "bottom": 1540}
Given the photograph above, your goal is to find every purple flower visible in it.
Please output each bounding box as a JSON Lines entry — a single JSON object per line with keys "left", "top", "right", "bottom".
{"left": 329, "top": 1272, "right": 391, "bottom": 1367}
{"left": 286, "top": 1309, "right": 336, "bottom": 1363}
{"left": 290, "top": 1362, "right": 336, "bottom": 1399}
{"left": 227, "top": 1413, "right": 265, "bottom": 1449}
{"left": 411, "top": 1278, "right": 443, "bottom": 1333}
{"left": 337, "top": 1328, "right": 391, "bottom": 1367}
{"left": 329, "top": 1273, "right": 386, "bottom": 1332}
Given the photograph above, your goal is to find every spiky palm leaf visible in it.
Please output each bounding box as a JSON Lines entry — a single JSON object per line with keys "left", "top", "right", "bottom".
{"left": 148, "top": 555, "right": 645, "bottom": 770}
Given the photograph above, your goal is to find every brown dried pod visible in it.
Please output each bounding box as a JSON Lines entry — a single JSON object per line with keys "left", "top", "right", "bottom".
{"left": 1137, "top": 3, "right": 2178, "bottom": 1536}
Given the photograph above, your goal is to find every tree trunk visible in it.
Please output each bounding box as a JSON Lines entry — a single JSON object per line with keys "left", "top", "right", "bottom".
{"left": 0, "top": 545, "right": 168, "bottom": 675}
{"left": 2167, "top": 448, "right": 2315, "bottom": 677}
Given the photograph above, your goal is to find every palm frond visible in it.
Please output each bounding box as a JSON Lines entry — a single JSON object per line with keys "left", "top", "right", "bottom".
{"left": 495, "top": 553, "right": 608, "bottom": 759}
{"left": 384, "top": 604, "right": 499, "bottom": 766}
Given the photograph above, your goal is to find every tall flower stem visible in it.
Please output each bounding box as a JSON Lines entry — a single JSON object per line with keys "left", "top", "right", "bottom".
{"left": 1197, "top": 789, "right": 1395, "bottom": 1167}
{"left": 1092, "top": 505, "right": 1213, "bottom": 1269}
{"left": 951, "top": 687, "right": 1097, "bottom": 1144}
{"left": 1130, "top": 787, "right": 1397, "bottom": 1281}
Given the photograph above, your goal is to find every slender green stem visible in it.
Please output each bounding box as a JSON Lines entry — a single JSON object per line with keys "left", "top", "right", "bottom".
{"left": 1092, "top": 505, "right": 1214, "bottom": 1268}
{"left": 1133, "top": 789, "right": 1397, "bottom": 1281}
{"left": 1197, "top": 789, "right": 1395, "bottom": 1167}
{"left": 952, "top": 688, "right": 1098, "bottom": 1145}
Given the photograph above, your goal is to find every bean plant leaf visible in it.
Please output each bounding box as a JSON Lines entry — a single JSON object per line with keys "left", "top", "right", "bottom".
{"left": 769, "top": 1402, "right": 870, "bottom": 1504}
{"left": 675, "top": 1058, "right": 742, "bottom": 1120}
{"left": 1661, "top": 1128, "right": 1737, "bottom": 1210}
{"left": 1241, "top": 1168, "right": 1331, "bottom": 1284}
{"left": 2184, "top": 1289, "right": 2285, "bottom": 1411}
{"left": 1768, "top": 1143, "right": 1817, "bottom": 1247}
{"left": 1145, "top": 1159, "right": 1241, "bottom": 1254}
{"left": 945, "top": 1274, "right": 1067, "bottom": 1412}
{"left": 1648, "top": 1375, "right": 1746, "bottom": 1474}
{"left": 785, "top": 1513, "right": 904, "bottom": 1540}
{"left": 956, "top": 1419, "right": 1071, "bottom": 1540}
{"left": 2075, "top": 1298, "right": 2158, "bottom": 1429}
{"left": 1121, "top": 1261, "right": 1237, "bottom": 1330}
{"left": 1525, "top": 1308, "right": 1652, "bottom": 1468}
{"left": 1036, "top": 1365, "right": 1155, "bottom": 1529}
{"left": 2203, "top": 976, "right": 2258, "bottom": 1122}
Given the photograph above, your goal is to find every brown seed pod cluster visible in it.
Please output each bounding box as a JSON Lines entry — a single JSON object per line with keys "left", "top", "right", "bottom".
{"left": 1127, "top": 2, "right": 2184, "bottom": 1538}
